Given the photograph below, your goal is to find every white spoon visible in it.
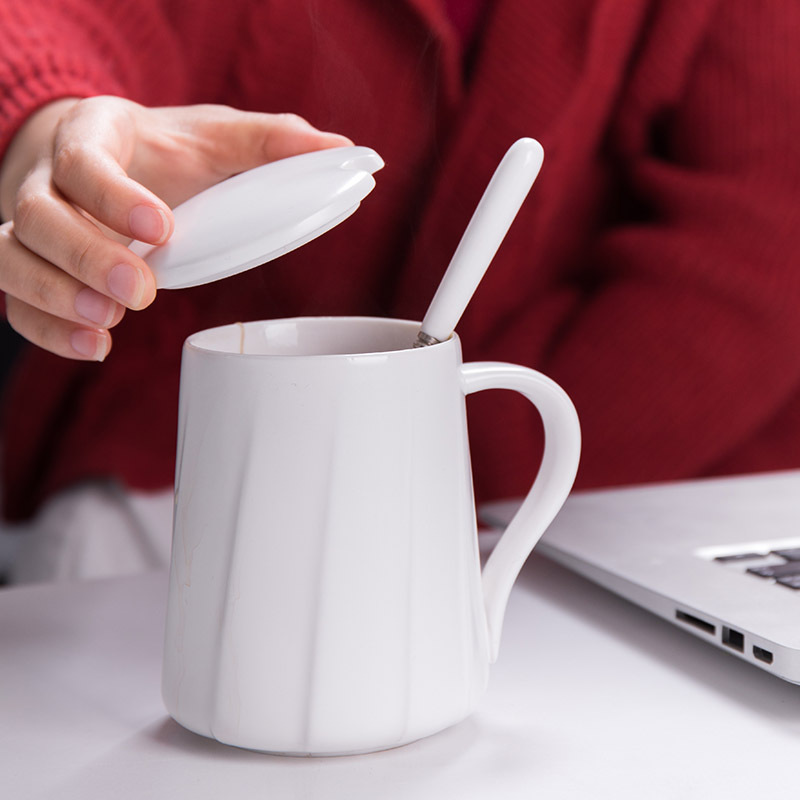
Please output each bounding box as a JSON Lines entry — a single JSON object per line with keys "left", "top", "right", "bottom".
{"left": 414, "top": 138, "right": 545, "bottom": 347}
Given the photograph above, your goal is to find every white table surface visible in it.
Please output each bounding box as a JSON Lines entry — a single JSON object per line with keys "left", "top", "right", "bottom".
{"left": 2, "top": 540, "right": 799, "bottom": 799}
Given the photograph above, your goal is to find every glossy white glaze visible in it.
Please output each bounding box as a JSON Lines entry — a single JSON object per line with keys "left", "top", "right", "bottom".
{"left": 419, "top": 138, "right": 544, "bottom": 344}
{"left": 130, "top": 147, "right": 383, "bottom": 289}
{"left": 162, "top": 317, "right": 580, "bottom": 754}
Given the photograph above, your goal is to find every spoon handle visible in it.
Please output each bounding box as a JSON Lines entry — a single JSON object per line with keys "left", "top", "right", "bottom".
{"left": 416, "top": 138, "right": 544, "bottom": 346}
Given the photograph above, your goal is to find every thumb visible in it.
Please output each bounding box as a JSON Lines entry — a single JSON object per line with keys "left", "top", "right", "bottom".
{"left": 149, "top": 105, "right": 354, "bottom": 185}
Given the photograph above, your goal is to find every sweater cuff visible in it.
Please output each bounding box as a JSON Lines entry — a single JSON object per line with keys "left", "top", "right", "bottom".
{"left": 0, "top": 1, "right": 185, "bottom": 168}
{"left": 0, "top": 72, "right": 125, "bottom": 170}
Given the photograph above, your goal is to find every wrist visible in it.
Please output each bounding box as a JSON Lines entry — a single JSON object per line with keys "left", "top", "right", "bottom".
{"left": 0, "top": 97, "right": 81, "bottom": 221}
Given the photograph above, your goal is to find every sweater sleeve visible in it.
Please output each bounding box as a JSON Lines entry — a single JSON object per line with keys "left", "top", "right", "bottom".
{"left": 470, "top": 1, "right": 800, "bottom": 497}
{"left": 0, "top": 0, "right": 230, "bottom": 164}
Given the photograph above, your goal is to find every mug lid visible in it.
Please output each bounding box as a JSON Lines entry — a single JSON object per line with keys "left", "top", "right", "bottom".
{"left": 129, "top": 146, "right": 384, "bottom": 289}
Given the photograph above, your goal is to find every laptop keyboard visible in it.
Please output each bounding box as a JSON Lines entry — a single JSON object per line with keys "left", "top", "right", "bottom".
{"left": 715, "top": 547, "right": 800, "bottom": 590}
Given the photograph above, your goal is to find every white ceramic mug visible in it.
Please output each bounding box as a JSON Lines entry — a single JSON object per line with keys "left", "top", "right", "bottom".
{"left": 162, "top": 316, "right": 580, "bottom": 755}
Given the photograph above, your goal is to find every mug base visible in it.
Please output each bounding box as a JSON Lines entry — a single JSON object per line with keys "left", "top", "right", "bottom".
{"left": 169, "top": 711, "right": 469, "bottom": 757}
{"left": 245, "top": 738, "right": 426, "bottom": 758}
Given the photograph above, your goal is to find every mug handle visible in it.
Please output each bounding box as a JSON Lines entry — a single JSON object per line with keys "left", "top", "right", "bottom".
{"left": 460, "top": 362, "right": 581, "bottom": 662}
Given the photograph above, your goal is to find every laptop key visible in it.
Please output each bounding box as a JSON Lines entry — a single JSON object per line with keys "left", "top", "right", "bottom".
{"left": 714, "top": 552, "right": 766, "bottom": 563}
{"left": 776, "top": 574, "right": 800, "bottom": 589}
{"left": 747, "top": 562, "right": 800, "bottom": 579}
{"left": 771, "top": 548, "right": 800, "bottom": 561}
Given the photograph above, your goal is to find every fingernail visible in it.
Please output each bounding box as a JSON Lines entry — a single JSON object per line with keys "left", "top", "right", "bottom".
{"left": 74, "top": 288, "right": 115, "bottom": 327}
{"left": 129, "top": 205, "right": 169, "bottom": 244}
{"left": 70, "top": 329, "right": 108, "bottom": 361}
{"left": 108, "top": 263, "right": 145, "bottom": 308}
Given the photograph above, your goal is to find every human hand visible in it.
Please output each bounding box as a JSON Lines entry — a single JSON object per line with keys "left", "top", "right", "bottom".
{"left": 0, "top": 96, "right": 352, "bottom": 360}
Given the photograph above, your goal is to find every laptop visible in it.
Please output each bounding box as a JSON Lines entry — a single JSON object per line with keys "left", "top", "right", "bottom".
{"left": 479, "top": 469, "right": 800, "bottom": 684}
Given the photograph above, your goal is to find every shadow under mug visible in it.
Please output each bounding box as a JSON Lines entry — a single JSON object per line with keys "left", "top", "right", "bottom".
{"left": 163, "top": 316, "right": 581, "bottom": 755}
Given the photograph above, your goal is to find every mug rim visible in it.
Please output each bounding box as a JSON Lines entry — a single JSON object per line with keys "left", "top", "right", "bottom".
{"left": 184, "top": 315, "right": 457, "bottom": 360}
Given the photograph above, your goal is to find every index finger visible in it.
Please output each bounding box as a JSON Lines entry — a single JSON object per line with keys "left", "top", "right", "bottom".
{"left": 50, "top": 97, "right": 173, "bottom": 245}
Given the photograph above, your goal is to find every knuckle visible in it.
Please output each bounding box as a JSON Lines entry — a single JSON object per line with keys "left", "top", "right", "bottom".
{"left": 13, "top": 186, "right": 50, "bottom": 233}
{"left": 62, "top": 95, "right": 95, "bottom": 120}
{"left": 67, "top": 235, "right": 96, "bottom": 282}
{"left": 196, "top": 103, "right": 236, "bottom": 122}
{"left": 59, "top": 95, "right": 116, "bottom": 129}
{"left": 52, "top": 140, "right": 116, "bottom": 219}
{"left": 275, "top": 112, "right": 311, "bottom": 132}
{"left": 71, "top": 95, "right": 104, "bottom": 115}
{"left": 51, "top": 141, "right": 87, "bottom": 187}
{"left": 25, "top": 265, "right": 57, "bottom": 310}
{"left": 90, "top": 181, "right": 115, "bottom": 219}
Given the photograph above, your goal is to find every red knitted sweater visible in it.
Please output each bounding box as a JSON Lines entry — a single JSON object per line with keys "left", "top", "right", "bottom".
{"left": 1, "top": 0, "right": 800, "bottom": 521}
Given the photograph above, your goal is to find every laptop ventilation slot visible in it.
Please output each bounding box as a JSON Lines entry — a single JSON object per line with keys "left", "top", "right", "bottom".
{"left": 675, "top": 610, "right": 715, "bottom": 635}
